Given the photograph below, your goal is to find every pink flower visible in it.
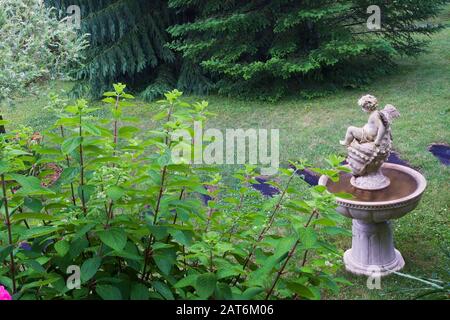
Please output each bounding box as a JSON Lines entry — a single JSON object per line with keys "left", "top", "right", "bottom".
{"left": 0, "top": 286, "right": 12, "bottom": 300}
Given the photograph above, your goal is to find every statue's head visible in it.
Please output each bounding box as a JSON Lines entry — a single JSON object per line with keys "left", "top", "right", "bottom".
{"left": 358, "top": 95, "right": 378, "bottom": 112}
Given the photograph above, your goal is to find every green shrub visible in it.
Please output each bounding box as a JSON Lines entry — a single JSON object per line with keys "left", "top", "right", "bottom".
{"left": 0, "top": 84, "right": 350, "bottom": 300}
{"left": 0, "top": 0, "right": 88, "bottom": 134}
{"left": 0, "top": 0, "right": 87, "bottom": 102}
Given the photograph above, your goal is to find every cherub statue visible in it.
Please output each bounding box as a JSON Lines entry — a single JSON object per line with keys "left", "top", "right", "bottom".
{"left": 340, "top": 95, "right": 399, "bottom": 148}
{"left": 341, "top": 95, "right": 400, "bottom": 190}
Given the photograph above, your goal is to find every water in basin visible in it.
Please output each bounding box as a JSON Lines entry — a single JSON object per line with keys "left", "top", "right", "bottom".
{"left": 326, "top": 168, "right": 418, "bottom": 202}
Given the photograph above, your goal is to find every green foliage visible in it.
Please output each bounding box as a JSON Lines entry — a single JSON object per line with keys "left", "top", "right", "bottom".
{"left": 43, "top": 1, "right": 449, "bottom": 101}
{"left": 0, "top": 0, "right": 88, "bottom": 135}
{"left": 168, "top": 0, "right": 450, "bottom": 100}
{"left": 0, "top": 83, "right": 350, "bottom": 300}
{"left": 0, "top": 0, "right": 88, "bottom": 103}
{"left": 45, "top": 0, "right": 212, "bottom": 100}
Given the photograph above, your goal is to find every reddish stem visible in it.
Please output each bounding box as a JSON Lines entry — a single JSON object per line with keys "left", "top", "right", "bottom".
{"left": 1, "top": 174, "right": 16, "bottom": 293}
{"left": 265, "top": 210, "right": 318, "bottom": 300}
{"left": 232, "top": 169, "right": 298, "bottom": 286}
{"left": 60, "top": 125, "right": 77, "bottom": 206}
{"left": 79, "top": 114, "right": 87, "bottom": 214}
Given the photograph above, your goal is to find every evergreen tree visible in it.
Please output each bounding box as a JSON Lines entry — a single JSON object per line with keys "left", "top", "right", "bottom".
{"left": 168, "top": 0, "right": 449, "bottom": 100}
{"left": 45, "top": 0, "right": 211, "bottom": 100}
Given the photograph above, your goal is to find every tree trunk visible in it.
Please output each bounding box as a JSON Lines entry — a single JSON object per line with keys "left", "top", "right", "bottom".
{"left": 0, "top": 115, "right": 5, "bottom": 134}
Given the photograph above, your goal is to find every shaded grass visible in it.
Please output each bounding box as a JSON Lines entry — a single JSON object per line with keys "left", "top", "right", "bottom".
{"left": 2, "top": 7, "right": 449, "bottom": 300}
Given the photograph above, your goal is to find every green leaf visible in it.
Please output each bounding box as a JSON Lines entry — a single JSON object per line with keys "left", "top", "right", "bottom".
{"left": 334, "top": 192, "right": 354, "bottom": 199}
{"left": 83, "top": 107, "right": 100, "bottom": 114}
{"left": 171, "top": 229, "right": 194, "bottom": 247}
{"left": 58, "top": 167, "right": 80, "bottom": 184}
{"left": 286, "top": 282, "right": 316, "bottom": 299}
{"left": 153, "top": 253, "right": 175, "bottom": 275}
{"left": 25, "top": 260, "right": 46, "bottom": 274}
{"left": 152, "top": 242, "right": 174, "bottom": 251}
{"left": 152, "top": 281, "right": 174, "bottom": 300}
{"left": 322, "top": 226, "right": 352, "bottom": 236}
{"left": 106, "top": 186, "right": 125, "bottom": 201}
{"left": 0, "top": 276, "right": 12, "bottom": 291}
{"left": 106, "top": 250, "right": 142, "bottom": 261}
{"left": 96, "top": 285, "right": 122, "bottom": 300}
{"left": 81, "top": 257, "right": 102, "bottom": 283}
{"left": 97, "top": 229, "right": 127, "bottom": 252}
{"left": 215, "top": 283, "right": 233, "bottom": 300}
{"left": 195, "top": 273, "right": 216, "bottom": 298}
{"left": 297, "top": 228, "right": 317, "bottom": 249}
{"left": 78, "top": 184, "right": 95, "bottom": 203}
{"left": 334, "top": 277, "right": 353, "bottom": 286}
{"left": 103, "top": 92, "right": 117, "bottom": 97}
{"left": 0, "top": 160, "right": 9, "bottom": 175}
{"left": 61, "top": 136, "right": 82, "bottom": 154}
{"left": 147, "top": 225, "right": 168, "bottom": 240}
{"left": 287, "top": 200, "right": 312, "bottom": 213}
{"left": 22, "top": 277, "right": 60, "bottom": 290}
{"left": 130, "top": 283, "right": 149, "bottom": 300}
{"left": 0, "top": 245, "right": 14, "bottom": 262}
{"left": 241, "top": 287, "right": 265, "bottom": 300}
{"left": 112, "top": 108, "right": 122, "bottom": 119}
{"left": 10, "top": 174, "right": 54, "bottom": 196}
{"left": 55, "top": 117, "right": 79, "bottom": 126}
{"left": 11, "top": 213, "right": 60, "bottom": 223}
{"left": 118, "top": 126, "right": 139, "bottom": 138}
{"left": 65, "top": 105, "right": 79, "bottom": 114}
{"left": 73, "top": 223, "right": 96, "bottom": 240}
{"left": 69, "top": 237, "right": 89, "bottom": 259}
{"left": 118, "top": 101, "right": 134, "bottom": 107}
{"left": 19, "top": 226, "right": 60, "bottom": 241}
{"left": 84, "top": 122, "right": 101, "bottom": 136}
{"left": 174, "top": 275, "right": 198, "bottom": 289}
{"left": 157, "top": 151, "right": 172, "bottom": 166}
{"left": 247, "top": 239, "right": 292, "bottom": 287}
{"left": 113, "top": 83, "right": 126, "bottom": 94}
{"left": 54, "top": 240, "right": 70, "bottom": 257}
{"left": 24, "top": 197, "right": 43, "bottom": 213}
{"left": 122, "top": 93, "right": 135, "bottom": 99}
{"left": 152, "top": 110, "right": 168, "bottom": 121}
{"left": 313, "top": 218, "right": 337, "bottom": 227}
{"left": 312, "top": 185, "right": 327, "bottom": 193}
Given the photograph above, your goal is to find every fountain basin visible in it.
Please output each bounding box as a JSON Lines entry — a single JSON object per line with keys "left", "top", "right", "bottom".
{"left": 319, "top": 163, "right": 427, "bottom": 223}
{"left": 319, "top": 163, "right": 427, "bottom": 276}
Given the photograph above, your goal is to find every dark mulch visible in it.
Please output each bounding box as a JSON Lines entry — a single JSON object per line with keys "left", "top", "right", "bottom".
{"left": 429, "top": 143, "right": 450, "bottom": 166}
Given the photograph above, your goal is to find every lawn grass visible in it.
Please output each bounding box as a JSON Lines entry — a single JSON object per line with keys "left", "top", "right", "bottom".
{"left": 2, "top": 7, "right": 449, "bottom": 300}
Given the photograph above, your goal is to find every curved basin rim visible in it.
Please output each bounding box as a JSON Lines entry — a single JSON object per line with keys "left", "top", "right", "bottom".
{"left": 318, "top": 163, "right": 427, "bottom": 207}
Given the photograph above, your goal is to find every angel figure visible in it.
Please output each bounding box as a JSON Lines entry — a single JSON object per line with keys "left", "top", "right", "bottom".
{"left": 340, "top": 95, "right": 400, "bottom": 189}
{"left": 340, "top": 95, "right": 400, "bottom": 148}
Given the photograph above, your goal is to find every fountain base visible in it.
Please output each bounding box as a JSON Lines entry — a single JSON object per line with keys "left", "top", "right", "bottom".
{"left": 343, "top": 220, "right": 405, "bottom": 276}
{"left": 319, "top": 163, "right": 427, "bottom": 277}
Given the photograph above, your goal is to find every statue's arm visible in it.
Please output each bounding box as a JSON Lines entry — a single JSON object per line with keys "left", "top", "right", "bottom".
{"left": 374, "top": 119, "right": 386, "bottom": 146}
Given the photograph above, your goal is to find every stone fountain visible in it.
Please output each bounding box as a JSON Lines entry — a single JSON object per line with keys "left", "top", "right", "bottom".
{"left": 319, "top": 95, "right": 427, "bottom": 276}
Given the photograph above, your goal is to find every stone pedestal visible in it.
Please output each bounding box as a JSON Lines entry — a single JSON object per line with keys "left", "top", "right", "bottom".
{"left": 343, "top": 220, "right": 405, "bottom": 276}
{"left": 319, "top": 163, "right": 427, "bottom": 277}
